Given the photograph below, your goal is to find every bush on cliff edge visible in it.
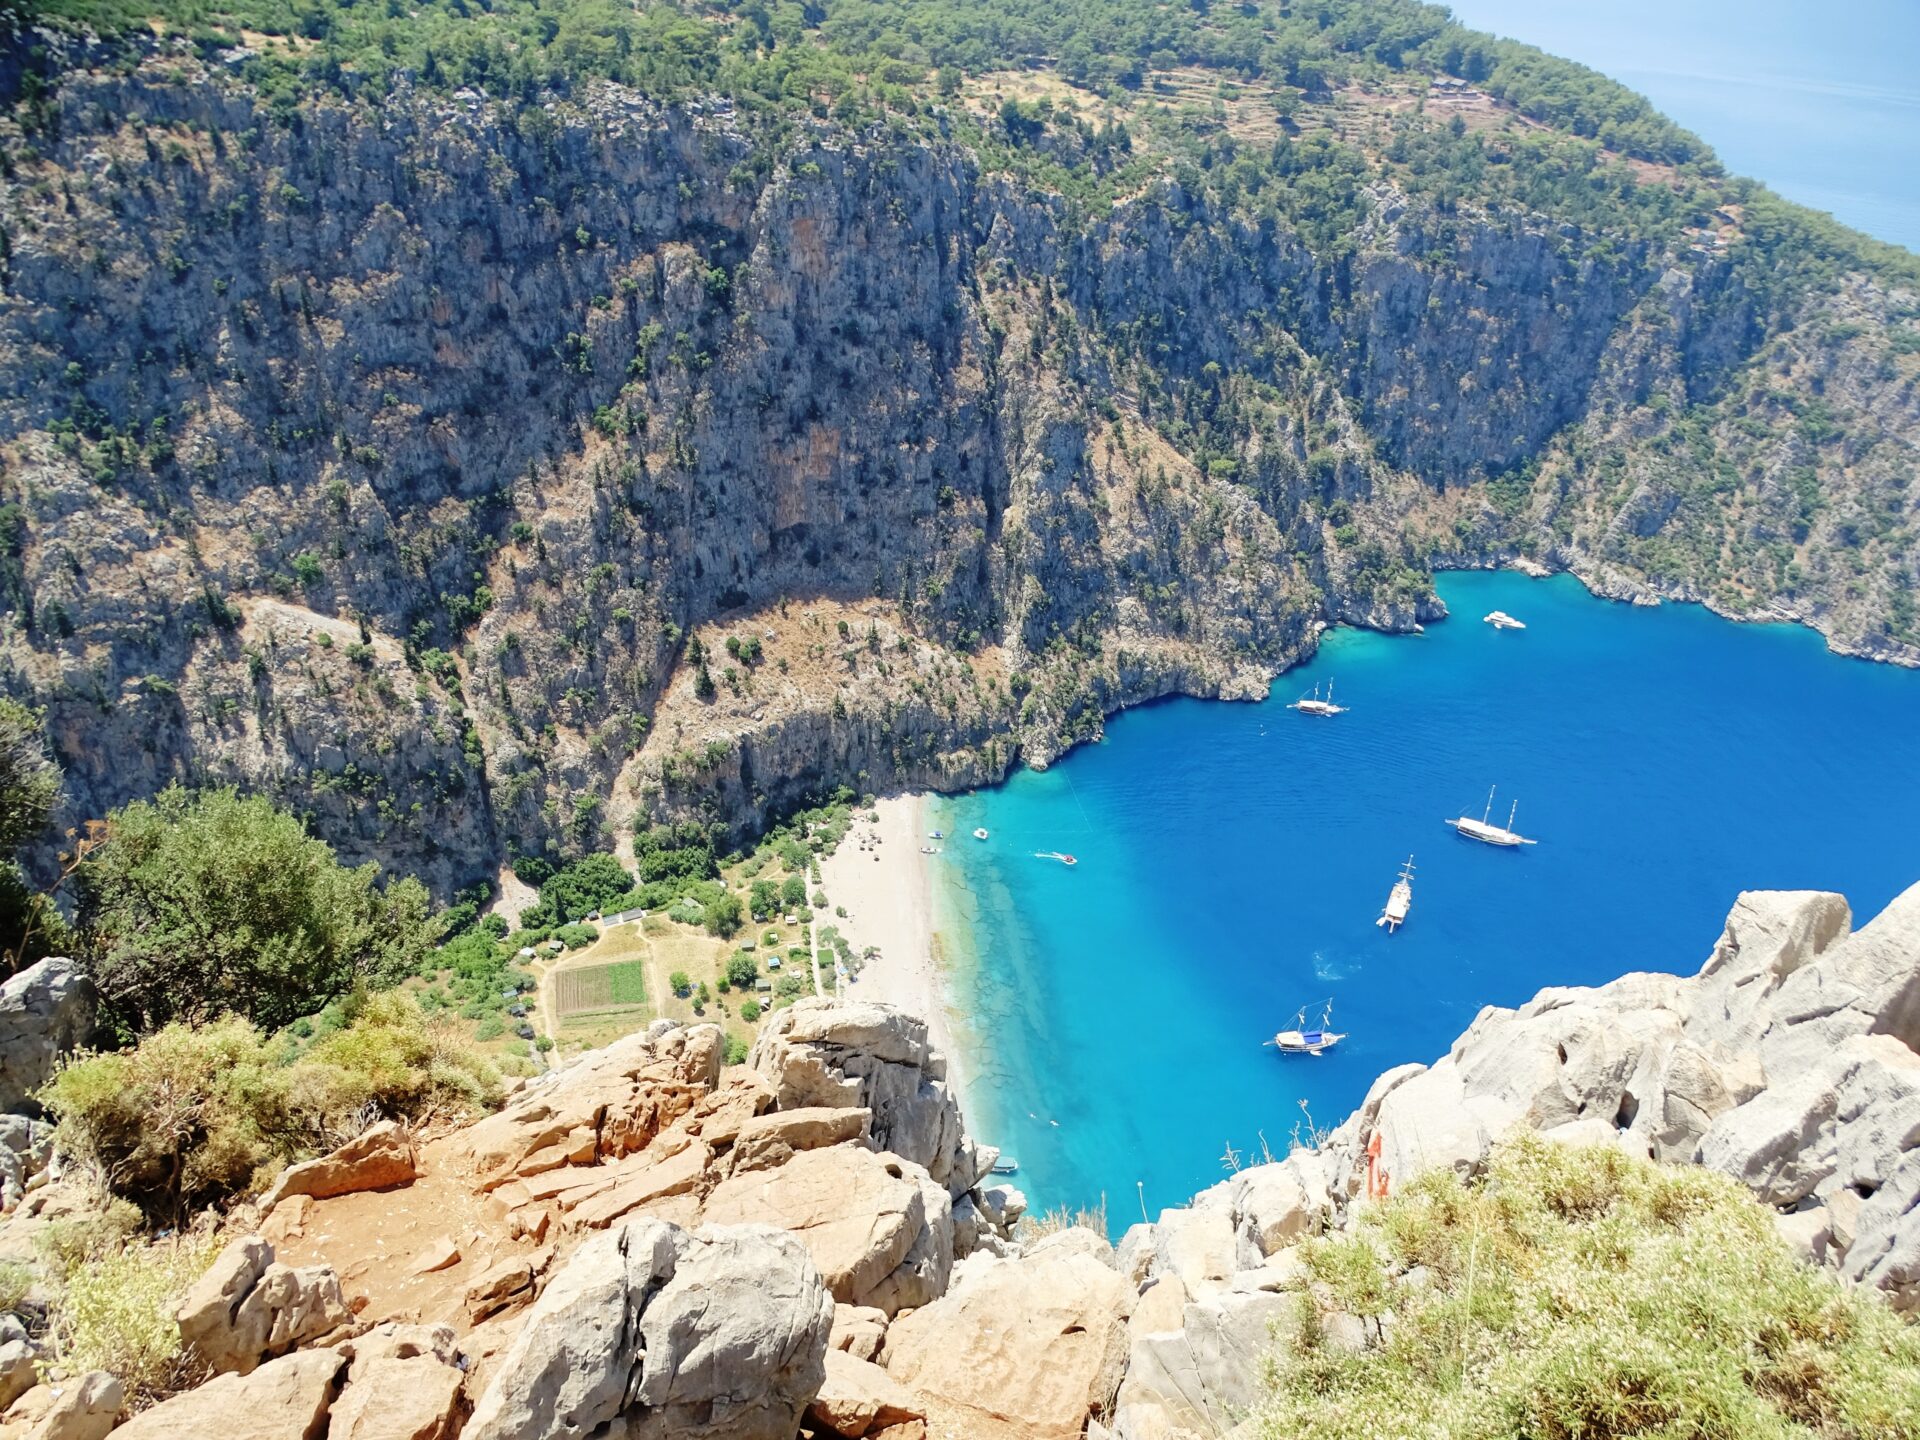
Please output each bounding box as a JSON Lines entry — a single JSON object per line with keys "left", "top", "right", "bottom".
{"left": 41, "top": 991, "right": 498, "bottom": 1220}
{"left": 1259, "top": 1136, "right": 1920, "bottom": 1440}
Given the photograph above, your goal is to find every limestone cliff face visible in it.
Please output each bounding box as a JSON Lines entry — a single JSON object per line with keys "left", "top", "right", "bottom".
{"left": 1, "top": 52, "right": 1913, "bottom": 885}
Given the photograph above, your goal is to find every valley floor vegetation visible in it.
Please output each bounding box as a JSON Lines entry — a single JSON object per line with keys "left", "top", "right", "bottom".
{"left": 1260, "top": 1136, "right": 1920, "bottom": 1440}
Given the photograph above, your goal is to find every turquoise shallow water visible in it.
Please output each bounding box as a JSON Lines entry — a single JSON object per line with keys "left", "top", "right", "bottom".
{"left": 929, "top": 572, "right": 1920, "bottom": 1217}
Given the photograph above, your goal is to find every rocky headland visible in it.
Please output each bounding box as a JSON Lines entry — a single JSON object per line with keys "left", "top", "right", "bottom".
{"left": 0, "top": 877, "right": 1910, "bottom": 1438}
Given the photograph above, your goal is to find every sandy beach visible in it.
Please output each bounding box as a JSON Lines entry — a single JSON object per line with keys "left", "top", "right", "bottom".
{"left": 817, "top": 793, "right": 970, "bottom": 1104}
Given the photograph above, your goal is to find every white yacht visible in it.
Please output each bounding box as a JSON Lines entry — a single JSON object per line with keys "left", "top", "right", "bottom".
{"left": 1288, "top": 681, "right": 1347, "bottom": 716}
{"left": 1272, "top": 1001, "right": 1344, "bottom": 1056}
{"left": 1376, "top": 855, "right": 1415, "bottom": 930}
{"left": 1447, "top": 786, "right": 1537, "bottom": 847}
{"left": 1484, "top": 610, "right": 1527, "bottom": 630}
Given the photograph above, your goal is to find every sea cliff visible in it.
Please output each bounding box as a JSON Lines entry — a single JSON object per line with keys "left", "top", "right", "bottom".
{"left": 5, "top": 37, "right": 1919, "bottom": 891}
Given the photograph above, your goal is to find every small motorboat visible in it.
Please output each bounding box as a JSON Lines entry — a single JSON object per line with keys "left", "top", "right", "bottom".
{"left": 973, "top": 828, "right": 990, "bottom": 840}
{"left": 1271, "top": 1002, "right": 1344, "bottom": 1056}
{"left": 990, "top": 1157, "right": 1020, "bottom": 1176}
{"left": 1035, "top": 851, "right": 1077, "bottom": 867}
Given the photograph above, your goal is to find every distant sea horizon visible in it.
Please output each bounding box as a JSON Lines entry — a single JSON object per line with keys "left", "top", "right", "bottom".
{"left": 928, "top": 572, "right": 1920, "bottom": 1216}
{"left": 1443, "top": 0, "right": 1920, "bottom": 254}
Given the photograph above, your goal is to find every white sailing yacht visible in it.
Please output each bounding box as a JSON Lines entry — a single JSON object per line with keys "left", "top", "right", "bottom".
{"left": 1288, "top": 680, "right": 1347, "bottom": 716}
{"left": 1271, "top": 1001, "right": 1344, "bottom": 1056}
{"left": 1376, "top": 855, "right": 1415, "bottom": 930}
{"left": 1446, "top": 786, "right": 1537, "bottom": 847}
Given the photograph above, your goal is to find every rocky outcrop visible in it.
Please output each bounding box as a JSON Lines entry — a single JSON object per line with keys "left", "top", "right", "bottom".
{"left": 463, "top": 1220, "right": 832, "bottom": 1440}
{"left": 449, "top": 1024, "right": 722, "bottom": 1190}
{"left": 0, "top": 960, "right": 94, "bottom": 1117}
{"left": 259, "top": 1121, "right": 416, "bottom": 1210}
{"left": 749, "top": 1001, "right": 993, "bottom": 1198}
{"left": 175, "top": 1236, "right": 352, "bottom": 1376}
{"left": 881, "top": 1243, "right": 1132, "bottom": 1439}
{"left": 113, "top": 1349, "right": 344, "bottom": 1440}
{"left": 807, "top": 1351, "right": 926, "bottom": 1440}
{"left": 703, "top": 1144, "right": 952, "bottom": 1316}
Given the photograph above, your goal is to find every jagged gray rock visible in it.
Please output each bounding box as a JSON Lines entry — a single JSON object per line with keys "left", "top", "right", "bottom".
{"left": 463, "top": 1220, "right": 832, "bottom": 1440}
{"left": 0, "top": 960, "right": 95, "bottom": 1117}
{"left": 174, "top": 1236, "right": 351, "bottom": 1376}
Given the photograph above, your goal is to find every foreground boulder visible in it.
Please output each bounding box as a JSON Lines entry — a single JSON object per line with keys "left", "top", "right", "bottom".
{"left": 464, "top": 1219, "right": 832, "bottom": 1440}
{"left": 703, "top": 1144, "right": 951, "bottom": 1315}
{"left": 114, "top": 1349, "right": 344, "bottom": 1439}
{"left": 175, "top": 1236, "right": 351, "bottom": 1376}
{"left": 0, "top": 959, "right": 95, "bottom": 1117}
{"left": 259, "top": 1121, "right": 416, "bottom": 1209}
{"left": 881, "top": 1245, "right": 1131, "bottom": 1439}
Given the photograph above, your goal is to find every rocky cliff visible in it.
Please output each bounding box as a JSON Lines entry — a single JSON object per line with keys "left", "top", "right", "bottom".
{"left": 2, "top": 32, "right": 1917, "bottom": 888}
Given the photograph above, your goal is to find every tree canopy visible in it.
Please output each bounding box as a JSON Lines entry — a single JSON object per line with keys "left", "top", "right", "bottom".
{"left": 75, "top": 784, "right": 438, "bottom": 1034}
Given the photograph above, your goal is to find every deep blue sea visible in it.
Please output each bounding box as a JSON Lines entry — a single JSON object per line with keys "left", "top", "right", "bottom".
{"left": 1444, "top": 0, "right": 1920, "bottom": 254}
{"left": 929, "top": 573, "right": 1920, "bottom": 1217}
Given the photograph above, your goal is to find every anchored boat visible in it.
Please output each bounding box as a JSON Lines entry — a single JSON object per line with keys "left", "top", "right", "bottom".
{"left": 1484, "top": 610, "right": 1527, "bottom": 630}
{"left": 1271, "top": 1002, "right": 1344, "bottom": 1056}
{"left": 1376, "top": 855, "right": 1415, "bottom": 931}
{"left": 1447, "top": 786, "right": 1537, "bottom": 847}
{"left": 1288, "top": 680, "right": 1348, "bottom": 716}
{"left": 973, "top": 828, "right": 990, "bottom": 841}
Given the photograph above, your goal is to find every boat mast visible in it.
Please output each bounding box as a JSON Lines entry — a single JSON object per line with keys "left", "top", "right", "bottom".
{"left": 1507, "top": 799, "right": 1519, "bottom": 830}
{"left": 1482, "top": 785, "right": 1495, "bottom": 824}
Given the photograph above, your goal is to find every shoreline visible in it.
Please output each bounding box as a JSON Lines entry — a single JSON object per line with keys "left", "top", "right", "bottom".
{"left": 818, "top": 793, "right": 974, "bottom": 1116}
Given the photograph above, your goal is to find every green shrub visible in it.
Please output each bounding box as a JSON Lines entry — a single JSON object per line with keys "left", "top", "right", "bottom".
{"left": 703, "top": 893, "right": 744, "bottom": 938}
{"left": 46, "top": 1226, "right": 218, "bottom": 1407}
{"left": 75, "top": 784, "right": 437, "bottom": 1033}
{"left": 42, "top": 993, "right": 497, "bottom": 1219}
{"left": 1257, "top": 1136, "right": 1920, "bottom": 1440}
{"left": 668, "top": 970, "right": 691, "bottom": 998}
{"left": 738, "top": 999, "right": 761, "bottom": 1023}
{"left": 725, "top": 952, "right": 759, "bottom": 989}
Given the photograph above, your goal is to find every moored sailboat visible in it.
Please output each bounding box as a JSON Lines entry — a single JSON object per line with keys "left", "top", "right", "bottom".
{"left": 1287, "top": 680, "right": 1348, "bottom": 716}
{"left": 1376, "top": 855, "right": 1415, "bottom": 930}
{"left": 1446, "top": 786, "right": 1537, "bottom": 847}
{"left": 1271, "top": 1001, "right": 1344, "bottom": 1056}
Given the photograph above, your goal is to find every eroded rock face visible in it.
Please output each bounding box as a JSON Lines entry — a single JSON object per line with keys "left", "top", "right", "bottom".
{"left": 113, "top": 1349, "right": 345, "bottom": 1440}
{"left": 703, "top": 1144, "right": 948, "bottom": 1316}
{"left": 464, "top": 1219, "right": 832, "bottom": 1440}
{"left": 749, "top": 1002, "right": 981, "bottom": 1195}
{"left": 450, "top": 1025, "right": 723, "bottom": 1190}
{"left": 0, "top": 959, "right": 95, "bottom": 1117}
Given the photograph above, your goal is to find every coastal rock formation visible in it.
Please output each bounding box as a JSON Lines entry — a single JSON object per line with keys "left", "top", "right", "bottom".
{"left": 749, "top": 1000, "right": 987, "bottom": 1197}
{"left": 881, "top": 1243, "right": 1133, "bottom": 1439}
{"left": 0, "top": 960, "right": 95, "bottom": 1117}
{"left": 7, "top": 30, "right": 1916, "bottom": 889}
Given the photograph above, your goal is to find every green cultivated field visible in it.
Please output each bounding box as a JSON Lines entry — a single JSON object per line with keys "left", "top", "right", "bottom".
{"left": 554, "top": 960, "right": 650, "bottom": 1021}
